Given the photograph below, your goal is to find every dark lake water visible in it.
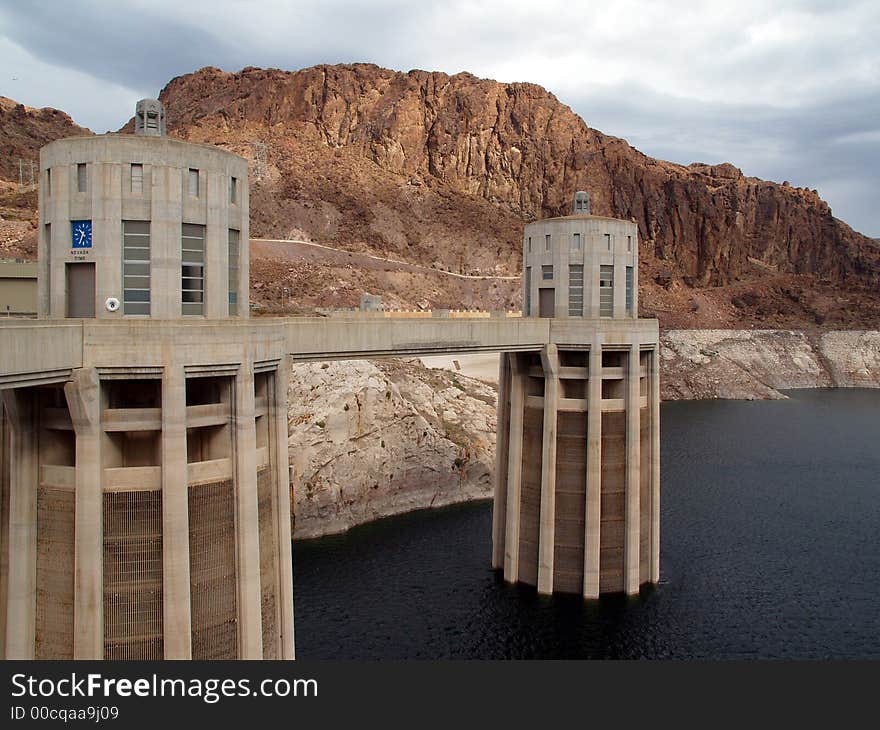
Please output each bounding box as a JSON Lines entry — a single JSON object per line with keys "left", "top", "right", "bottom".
{"left": 292, "top": 389, "right": 880, "bottom": 659}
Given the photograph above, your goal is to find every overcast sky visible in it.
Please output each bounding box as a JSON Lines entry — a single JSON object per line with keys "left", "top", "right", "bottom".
{"left": 1, "top": 0, "right": 877, "bottom": 236}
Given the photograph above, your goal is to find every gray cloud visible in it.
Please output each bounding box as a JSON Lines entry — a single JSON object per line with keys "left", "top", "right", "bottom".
{"left": 0, "top": 0, "right": 877, "bottom": 236}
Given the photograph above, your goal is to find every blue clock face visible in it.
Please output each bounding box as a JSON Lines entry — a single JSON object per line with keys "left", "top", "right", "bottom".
{"left": 71, "top": 220, "right": 92, "bottom": 249}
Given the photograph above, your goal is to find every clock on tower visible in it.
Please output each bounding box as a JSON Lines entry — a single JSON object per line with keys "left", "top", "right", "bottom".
{"left": 71, "top": 219, "right": 92, "bottom": 249}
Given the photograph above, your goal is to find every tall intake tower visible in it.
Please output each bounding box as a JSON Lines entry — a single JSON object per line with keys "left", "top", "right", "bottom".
{"left": 0, "top": 101, "right": 294, "bottom": 659}
{"left": 492, "top": 192, "right": 660, "bottom": 596}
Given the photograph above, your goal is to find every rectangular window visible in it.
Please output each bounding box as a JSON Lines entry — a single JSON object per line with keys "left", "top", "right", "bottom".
{"left": 626, "top": 265, "right": 634, "bottom": 315}
{"left": 229, "top": 177, "right": 238, "bottom": 204}
{"left": 599, "top": 264, "right": 614, "bottom": 317}
{"left": 188, "top": 168, "right": 199, "bottom": 197}
{"left": 45, "top": 168, "right": 51, "bottom": 196}
{"left": 572, "top": 232, "right": 581, "bottom": 250}
{"left": 524, "top": 266, "right": 531, "bottom": 316}
{"left": 123, "top": 221, "right": 151, "bottom": 316}
{"left": 542, "top": 264, "right": 553, "bottom": 280}
{"left": 77, "top": 163, "right": 87, "bottom": 193}
{"left": 627, "top": 235, "right": 632, "bottom": 252}
{"left": 181, "top": 223, "right": 205, "bottom": 315}
{"left": 568, "top": 264, "right": 584, "bottom": 317}
{"left": 527, "top": 237, "right": 532, "bottom": 253}
{"left": 44, "top": 223, "right": 51, "bottom": 313}
{"left": 545, "top": 234, "right": 551, "bottom": 251}
{"left": 604, "top": 233, "right": 612, "bottom": 251}
{"left": 131, "top": 164, "right": 143, "bottom": 193}
{"left": 228, "top": 228, "right": 240, "bottom": 316}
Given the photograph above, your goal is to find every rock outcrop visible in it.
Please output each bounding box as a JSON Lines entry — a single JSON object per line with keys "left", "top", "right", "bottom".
{"left": 288, "top": 358, "right": 496, "bottom": 539}
{"left": 660, "top": 329, "right": 880, "bottom": 399}
{"left": 818, "top": 331, "right": 880, "bottom": 388}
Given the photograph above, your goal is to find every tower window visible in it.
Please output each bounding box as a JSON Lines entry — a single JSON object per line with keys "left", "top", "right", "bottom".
{"left": 44, "top": 223, "right": 51, "bottom": 313}
{"left": 527, "top": 237, "right": 532, "bottom": 253}
{"left": 542, "top": 264, "right": 553, "bottom": 280}
{"left": 627, "top": 235, "right": 632, "bottom": 252}
{"left": 131, "top": 164, "right": 143, "bottom": 194}
{"left": 568, "top": 264, "right": 583, "bottom": 317}
{"left": 45, "top": 168, "right": 51, "bottom": 196}
{"left": 599, "top": 265, "right": 614, "bottom": 317}
{"left": 572, "top": 232, "right": 581, "bottom": 250}
{"left": 123, "top": 220, "right": 151, "bottom": 316}
{"left": 181, "top": 223, "right": 205, "bottom": 315}
{"left": 229, "top": 176, "right": 238, "bottom": 204}
{"left": 77, "top": 163, "right": 87, "bottom": 193}
{"left": 228, "top": 229, "right": 240, "bottom": 316}
{"left": 188, "top": 168, "right": 199, "bottom": 197}
{"left": 626, "top": 266, "right": 634, "bottom": 315}
{"left": 604, "top": 233, "right": 612, "bottom": 251}
{"left": 545, "top": 234, "right": 551, "bottom": 251}
{"left": 524, "top": 266, "right": 531, "bottom": 316}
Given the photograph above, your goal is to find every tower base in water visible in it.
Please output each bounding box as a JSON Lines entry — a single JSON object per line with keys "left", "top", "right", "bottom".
{"left": 492, "top": 320, "right": 660, "bottom": 597}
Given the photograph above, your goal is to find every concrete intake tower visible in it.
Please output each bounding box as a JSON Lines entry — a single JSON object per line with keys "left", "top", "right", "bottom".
{"left": 492, "top": 192, "right": 660, "bottom": 596}
{"left": 0, "top": 100, "right": 294, "bottom": 659}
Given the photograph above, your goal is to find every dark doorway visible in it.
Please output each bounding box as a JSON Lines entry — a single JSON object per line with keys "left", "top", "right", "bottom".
{"left": 539, "top": 288, "right": 555, "bottom": 318}
{"left": 65, "top": 262, "right": 95, "bottom": 318}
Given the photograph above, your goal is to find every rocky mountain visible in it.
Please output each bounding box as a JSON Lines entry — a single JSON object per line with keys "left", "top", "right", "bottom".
{"left": 0, "top": 96, "right": 92, "bottom": 183}
{"left": 2, "top": 64, "right": 879, "bottom": 327}
{"left": 155, "top": 66, "right": 878, "bottom": 291}
{"left": 0, "top": 97, "right": 91, "bottom": 258}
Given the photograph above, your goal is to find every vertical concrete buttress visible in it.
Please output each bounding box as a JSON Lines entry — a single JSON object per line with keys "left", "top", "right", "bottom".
{"left": 651, "top": 348, "right": 661, "bottom": 583}
{"left": 273, "top": 356, "right": 295, "bottom": 659}
{"left": 583, "top": 337, "right": 603, "bottom": 598}
{"left": 1, "top": 389, "right": 37, "bottom": 658}
{"left": 624, "top": 343, "right": 641, "bottom": 595}
{"left": 234, "top": 357, "right": 264, "bottom": 659}
{"left": 537, "top": 345, "right": 559, "bottom": 595}
{"left": 161, "top": 363, "right": 192, "bottom": 658}
{"left": 503, "top": 354, "right": 525, "bottom": 583}
{"left": 65, "top": 367, "right": 103, "bottom": 659}
{"left": 492, "top": 353, "right": 512, "bottom": 570}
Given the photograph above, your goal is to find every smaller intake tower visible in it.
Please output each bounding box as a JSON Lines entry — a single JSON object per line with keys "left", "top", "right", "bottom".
{"left": 492, "top": 193, "right": 659, "bottom": 597}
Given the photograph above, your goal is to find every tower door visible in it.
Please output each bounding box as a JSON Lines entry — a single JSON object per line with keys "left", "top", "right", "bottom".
{"left": 65, "top": 262, "right": 95, "bottom": 318}
{"left": 539, "top": 288, "right": 555, "bottom": 318}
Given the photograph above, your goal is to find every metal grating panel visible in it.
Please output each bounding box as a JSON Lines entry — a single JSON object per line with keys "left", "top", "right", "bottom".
{"left": 599, "top": 411, "right": 626, "bottom": 593}
{"left": 103, "top": 490, "right": 163, "bottom": 660}
{"left": 188, "top": 479, "right": 238, "bottom": 659}
{"left": 518, "top": 406, "right": 543, "bottom": 585}
{"left": 35, "top": 486, "right": 74, "bottom": 659}
{"left": 258, "top": 467, "right": 278, "bottom": 659}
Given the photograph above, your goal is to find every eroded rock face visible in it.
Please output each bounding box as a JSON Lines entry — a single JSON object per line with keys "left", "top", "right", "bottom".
{"left": 660, "top": 329, "right": 880, "bottom": 399}
{"left": 288, "top": 358, "right": 496, "bottom": 539}
{"left": 819, "top": 331, "right": 880, "bottom": 388}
